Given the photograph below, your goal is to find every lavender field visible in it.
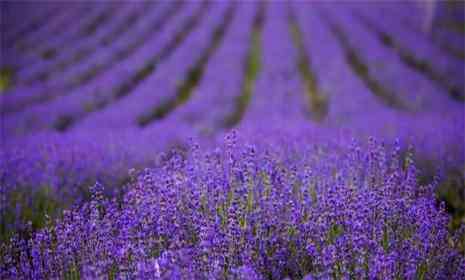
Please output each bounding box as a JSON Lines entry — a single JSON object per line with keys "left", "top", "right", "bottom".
{"left": 1, "top": 1, "right": 464, "bottom": 279}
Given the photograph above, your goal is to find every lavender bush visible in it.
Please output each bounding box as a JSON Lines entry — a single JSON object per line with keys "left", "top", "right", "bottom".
{"left": 1, "top": 132, "right": 464, "bottom": 278}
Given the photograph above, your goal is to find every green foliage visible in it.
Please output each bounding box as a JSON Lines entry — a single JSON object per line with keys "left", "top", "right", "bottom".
{"left": 64, "top": 263, "right": 81, "bottom": 280}
{"left": 416, "top": 261, "right": 427, "bottom": 280}
{"left": 0, "top": 68, "right": 13, "bottom": 92}
{"left": 1, "top": 186, "right": 62, "bottom": 242}
{"left": 438, "top": 169, "right": 465, "bottom": 229}
{"left": 327, "top": 223, "right": 344, "bottom": 244}
{"left": 224, "top": 28, "right": 262, "bottom": 127}
{"left": 289, "top": 21, "right": 328, "bottom": 121}
{"left": 382, "top": 225, "right": 390, "bottom": 252}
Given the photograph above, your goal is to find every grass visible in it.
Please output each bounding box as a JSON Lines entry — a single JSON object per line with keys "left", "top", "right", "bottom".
{"left": 438, "top": 169, "right": 465, "bottom": 229}
{"left": 223, "top": 29, "right": 261, "bottom": 128}
{"left": 1, "top": 186, "right": 62, "bottom": 242}
{"left": 223, "top": 5, "right": 264, "bottom": 128}
{"left": 289, "top": 20, "right": 328, "bottom": 121}
{"left": 0, "top": 68, "right": 14, "bottom": 92}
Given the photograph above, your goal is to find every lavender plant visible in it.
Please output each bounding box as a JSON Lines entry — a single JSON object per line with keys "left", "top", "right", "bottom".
{"left": 1, "top": 132, "right": 464, "bottom": 279}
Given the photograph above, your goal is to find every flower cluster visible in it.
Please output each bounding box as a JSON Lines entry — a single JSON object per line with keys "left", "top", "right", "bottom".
{"left": 2, "top": 134, "right": 463, "bottom": 279}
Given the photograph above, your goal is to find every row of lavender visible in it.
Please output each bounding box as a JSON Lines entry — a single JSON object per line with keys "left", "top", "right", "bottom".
{"left": 2, "top": 2, "right": 176, "bottom": 116}
{"left": 1, "top": 0, "right": 248, "bottom": 239}
{"left": 383, "top": 1, "right": 464, "bottom": 60}
{"left": 2, "top": 0, "right": 463, "bottom": 234}
{"left": 3, "top": 130, "right": 464, "bottom": 278}
{"left": 2, "top": 1, "right": 462, "bottom": 133}
{"left": 1, "top": 1, "right": 464, "bottom": 278}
